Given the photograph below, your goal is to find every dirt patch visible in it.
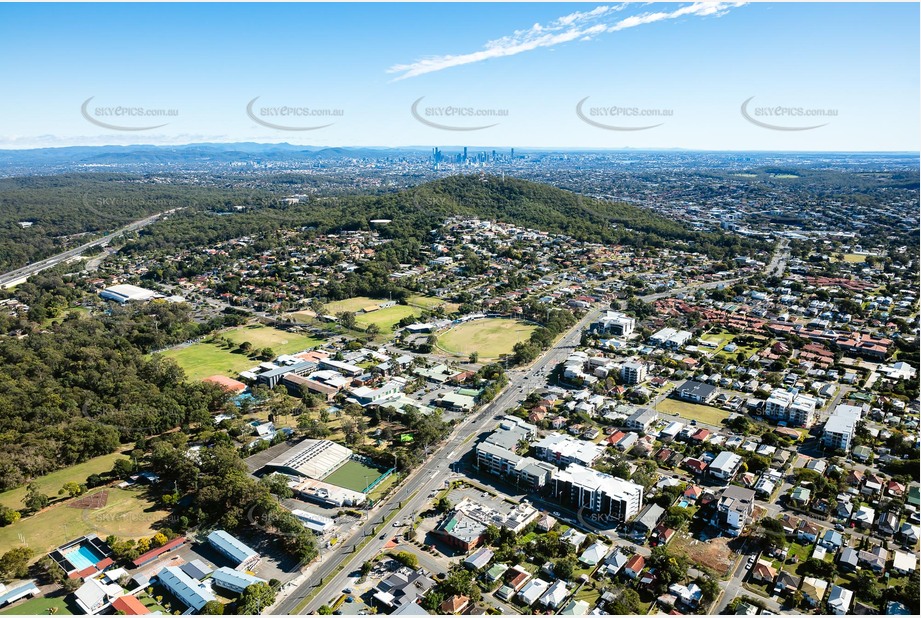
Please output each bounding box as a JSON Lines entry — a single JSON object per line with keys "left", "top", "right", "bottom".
{"left": 672, "top": 533, "right": 735, "bottom": 576}
{"left": 68, "top": 490, "right": 109, "bottom": 509}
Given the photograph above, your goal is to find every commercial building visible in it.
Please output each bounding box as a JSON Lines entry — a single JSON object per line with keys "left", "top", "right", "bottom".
{"left": 348, "top": 379, "right": 405, "bottom": 406}
{"left": 210, "top": 567, "right": 267, "bottom": 595}
{"left": 99, "top": 284, "right": 158, "bottom": 303}
{"left": 551, "top": 463, "right": 644, "bottom": 520}
{"left": 534, "top": 433, "right": 605, "bottom": 468}
{"left": 256, "top": 361, "right": 316, "bottom": 389}
{"left": 822, "top": 404, "right": 863, "bottom": 452}
{"left": 593, "top": 311, "right": 635, "bottom": 337}
{"left": 206, "top": 530, "right": 259, "bottom": 571}
{"left": 155, "top": 566, "right": 216, "bottom": 612}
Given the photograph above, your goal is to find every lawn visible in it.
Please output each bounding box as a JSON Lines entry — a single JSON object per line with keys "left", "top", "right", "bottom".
{"left": 437, "top": 319, "right": 536, "bottom": 360}
{"left": 354, "top": 305, "right": 421, "bottom": 334}
{"left": 0, "top": 595, "right": 73, "bottom": 615}
{"left": 222, "top": 324, "right": 323, "bottom": 355}
{"left": 657, "top": 398, "right": 730, "bottom": 426}
{"left": 161, "top": 325, "right": 323, "bottom": 381}
{"left": 0, "top": 451, "right": 127, "bottom": 511}
{"left": 406, "top": 295, "right": 460, "bottom": 313}
{"left": 843, "top": 253, "right": 867, "bottom": 263}
{"left": 700, "top": 331, "right": 734, "bottom": 351}
{"left": 0, "top": 487, "right": 169, "bottom": 560}
{"left": 161, "top": 342, "right": 258, "bottom": 381}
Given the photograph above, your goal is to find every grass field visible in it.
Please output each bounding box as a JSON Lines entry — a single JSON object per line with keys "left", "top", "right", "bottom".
{"left": 162, "top": 325, "right": 322, "bottom": 381}
{"left": 222, "top": 324, "right": 323, "bottom": 355}
{"left": 406, "top": 295, "right": 460, "bottom": 313}
{"left": 437, "top": 318, "right": 536, "bottom": 360}
{"left": 843, "top": 253, "right": 867, "bottom": 263}
{"left": 354, "top": 305, "right": 421, "bottom": 334}
{"left": 0, "top": 487, "right": 169, "bottom": 560}
{"left": 657, "top": 398, "right": 730, "bottom": 426}
{"left": 325, "top": 297, "right": 387, "bottom": 314}
{"left": 0, "top": 452, "right": 126, "bottom": 511}
{"left": 323, "top": 460, "right": 388, "bottom": 493}
{"left": 0, "top": 595, "right": 74, "bottom": 615}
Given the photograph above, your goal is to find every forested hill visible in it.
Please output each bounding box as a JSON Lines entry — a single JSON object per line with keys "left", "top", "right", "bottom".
{"left": 405, "top": 175, "right": 762, "bottom": 259}
{"left": 121, "top": 174, "right": 766, "bottom": 260}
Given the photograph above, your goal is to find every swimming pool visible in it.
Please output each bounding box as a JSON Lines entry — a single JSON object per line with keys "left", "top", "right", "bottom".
{"left": 677, "top": 500, "right": 690, "bottom": 508}
{"left": 63, "top": 544, "right": 105, "bottom": 571}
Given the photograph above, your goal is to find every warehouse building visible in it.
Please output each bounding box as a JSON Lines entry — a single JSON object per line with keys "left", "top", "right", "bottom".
{"left": 206, "top": 530, "right": 259, "bottom": 571}
{"left": 262, "top": 439, "right": 352, "bottom": 480}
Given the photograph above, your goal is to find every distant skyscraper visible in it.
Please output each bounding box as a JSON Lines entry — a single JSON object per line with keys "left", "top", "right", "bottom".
{"left": 463, "top": 147, "right": 467, "bottom": 162}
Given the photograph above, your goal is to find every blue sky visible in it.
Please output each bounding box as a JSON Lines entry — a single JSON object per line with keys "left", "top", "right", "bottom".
{"left": 0, "top": 2, "right": 917, "bottom": 151}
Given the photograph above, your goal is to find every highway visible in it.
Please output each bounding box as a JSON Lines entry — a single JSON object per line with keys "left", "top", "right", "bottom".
{"left": 271, "top": 306, "right": 602, "bottom": 615}
{"left": 0, "top": 210, "right": 176, "bottom": 288}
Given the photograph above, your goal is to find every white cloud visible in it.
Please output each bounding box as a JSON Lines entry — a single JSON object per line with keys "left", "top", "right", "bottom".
{"left": 388, "top": 2, "right": 745, "bottom": 80}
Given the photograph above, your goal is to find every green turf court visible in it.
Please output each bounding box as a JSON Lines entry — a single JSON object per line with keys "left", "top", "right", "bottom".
{"left": 437, "top": 318, "right": 536, "bottom": 360}
{"left": 323, "top": 459, "right": 389, "bottom": 493}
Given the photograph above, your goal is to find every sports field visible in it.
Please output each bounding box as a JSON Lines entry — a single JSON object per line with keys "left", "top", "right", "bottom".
{"left": 437, "top": 318, "right": 536, "bottom": 360}
{"left": 0, "top": 487, "right": 170, "bottom": 560}
{"left": 161, "top": 325, "right": 322, "bottom": 381}
{"left": 657, "top": 398, "right": 730, "bottom": 426}
{"left": 406, "top": 295, "right": 461, "bottom": 313}
{"left": 323, "top": 459, "right": 389, "bottom": 493}
{"left": 354, "top": 305, "right": 421, "bottom": 333}
{"left": 222, "top": 324, "right": 323, "bottom": 355}
{"left": 0, "top": 451, "right": 126, "bottom": 511}
{"left": 325, "top": 297, "right": 387, "bottom": 314}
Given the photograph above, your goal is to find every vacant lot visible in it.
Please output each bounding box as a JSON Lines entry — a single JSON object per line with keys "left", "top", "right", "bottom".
{"left": 671, "top": 533, "right": 734, "bottom": 576}
{"left": 0, "top": 451, "right": 126, "bottom": 511}
{"left": 162, "top": 325, "right": 322, "bottom": 380}
{"left": 0, "top": 487, "right": 169, "bottom": 560}
{"left": 437, "top": 319, "right": 536, "bottom": 360}
{"left": 657, "top": 398, "right": 729, "bottom": 426}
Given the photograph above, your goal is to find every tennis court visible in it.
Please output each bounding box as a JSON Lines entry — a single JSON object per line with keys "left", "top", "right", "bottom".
{"left": 323, "top": 459, "right": 389, "bottom": 493}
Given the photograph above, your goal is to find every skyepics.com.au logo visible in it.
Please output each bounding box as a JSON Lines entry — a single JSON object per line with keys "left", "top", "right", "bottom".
{"left": 81, "top": 97, "right": 178, "bottom": 131}
{"left": 410, "top": 97, "right": 508, "bottom": 131}
{"left": 576, "top": 97, "right": 672, "bottom": 131}
{"left": 740, "top": 96, "right": 837, "bottom": 131}
{"left": 246, "top": 97, "right": 343, "bottom": 131}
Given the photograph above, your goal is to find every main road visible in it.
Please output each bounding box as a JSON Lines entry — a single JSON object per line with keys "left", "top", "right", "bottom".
{"left": 273, "top": 260, "right": 769, "bottom": 614}
{"left": 272, "top": 306, "right": 603, "bottom": 615}
{"left": 0, "top": 210, "right": 178, "bottom": 288}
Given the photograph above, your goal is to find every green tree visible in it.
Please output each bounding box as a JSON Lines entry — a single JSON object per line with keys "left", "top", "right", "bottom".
{"left": 0, "top": 546, "right": 34, "bottom": 581}
{"left": 202, "top": 601, "right": 225, "bottom": 615}
{"left": 236, "top": 583, "right": 276, "bottom": 615}
{"left": 24, "top": 483, "right": 49, "bottom": 512}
